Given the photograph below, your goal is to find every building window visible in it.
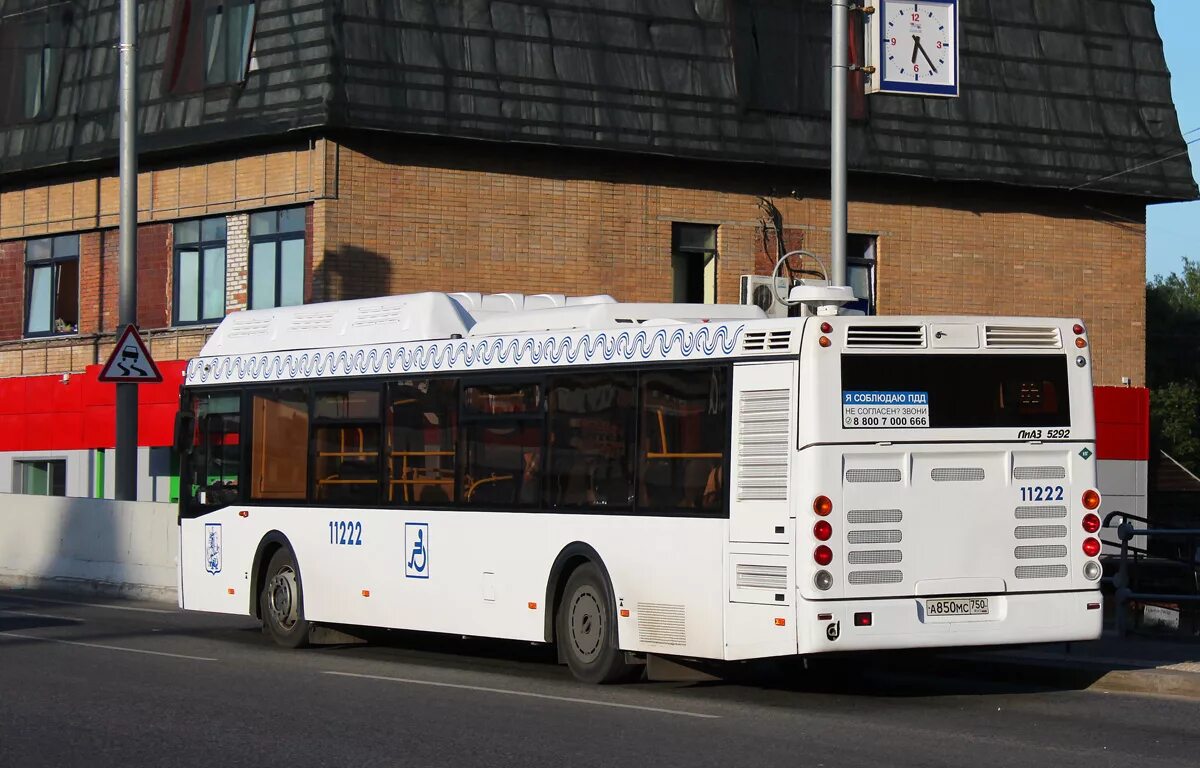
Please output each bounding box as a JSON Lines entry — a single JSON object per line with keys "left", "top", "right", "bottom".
{"left": 249, "top": 208, "right": 306, "bottom": 310}
{"left": 165, "top": 0, "right": 257, "bottom": 93}
{"left": 15, "top": 459, "right": 66, "bottom": 496}
{"left": 0, "top": 10, "right": 64, "bottom": 123}
{"left": 25, "top": 235, "right": 79, "bottom": 337}
{"left": 174, "top": 217, "right": 228, "bottom": 325}
{"left": 672, "top": 223, "right": 718, "bottom": 303}
{"left": 846, "top": 234, "right": 877, "bottom": 315}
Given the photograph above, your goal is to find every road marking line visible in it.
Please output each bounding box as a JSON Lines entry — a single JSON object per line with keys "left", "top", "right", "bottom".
{"left": 0, "top": 631, "right": 217, "bottom": 661}
{"left": 0, "top": 609, "right": 84, "bottom": 622}
{"left": 322, "top": 670, "right": 720, "bottom": 719}
{"left": 0, "top": 594, "right": 174, "bottom": 614}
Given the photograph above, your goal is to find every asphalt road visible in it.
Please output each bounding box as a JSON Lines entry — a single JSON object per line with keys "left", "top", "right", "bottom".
{"left": 2, "top": 590, "right": 1198, "bottom": 768}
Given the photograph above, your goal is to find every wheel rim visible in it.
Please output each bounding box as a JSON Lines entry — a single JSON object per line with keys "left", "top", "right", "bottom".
{"left": 568, "top": 588, "right": 604, "bottom": 661}
{"left": 267, "top": 565, "right": 300, "bottom": 632}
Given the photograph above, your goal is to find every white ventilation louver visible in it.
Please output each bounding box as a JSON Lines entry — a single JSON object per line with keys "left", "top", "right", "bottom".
{"left": 287, "top": 311, "right": 336, "bottom": 334}
{"left": 845, "top": 325, "right": 926, "bottom": 348}
{"left": 351, "top": 304, "right": 412, "bottom": 329}
{"left": 636, "top": 603, "right": 686, "bottom": 646}
{"left": 736, "top": 389, "right": 790, "bottom": 501}
{"left": 741, "top": 330, "right": 793, "bottom": 353}
{"left": 985, "top": 326, "right": 1061, "bottom": 348}
{"left": 735, "top": 564, "right": 788, "bottom": 591}
{"left": 226, "top": 316, "right": 272, "bottom": 339}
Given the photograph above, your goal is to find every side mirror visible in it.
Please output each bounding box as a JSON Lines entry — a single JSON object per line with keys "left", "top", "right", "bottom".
{"left": 174, "top": 411, "right": 196, "bottom": 453}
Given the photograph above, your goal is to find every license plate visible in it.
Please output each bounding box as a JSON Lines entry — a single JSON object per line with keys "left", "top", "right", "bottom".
{"left": 924, "top": 597, "right": 989, "bottom": 617}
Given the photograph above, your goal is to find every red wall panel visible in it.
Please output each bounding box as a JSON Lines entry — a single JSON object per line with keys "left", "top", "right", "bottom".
{"left": 0, "top": 360, "right": 187, "bottom": 451}
{"left": 1094, "top": 386, "right": 1150, "bottom": 462}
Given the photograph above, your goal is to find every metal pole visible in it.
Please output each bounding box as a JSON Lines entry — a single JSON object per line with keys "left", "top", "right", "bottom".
{"left": 830, "top": 0, "right": 849, "bottom": 287}
{"left": 116, "top": 0, "right": 138, "bottom": 500}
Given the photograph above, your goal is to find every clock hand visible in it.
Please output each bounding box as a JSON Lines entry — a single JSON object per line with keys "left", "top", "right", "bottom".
{"left": 911, "top": 35, "right": 919, "bottom": 64}
{"left": 916, "top": 41, "right": 938, "bottom": 73}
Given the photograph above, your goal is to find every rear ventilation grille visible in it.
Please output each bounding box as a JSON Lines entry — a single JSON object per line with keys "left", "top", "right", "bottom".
{"left": 1015, "top": 505, "right": 1067, "bottom": 519}
{"left": 845, "top": 468, "right": 902, "bottom": 483}
{"left": 735, "top": 564, "right": 788, "bottom": 591}
{"left": 847, "top": 509, "right": 903, "bottom": 524}
{"left": 1015, "top": 545, "right": 1068, "bottom": 559}
{"left": 848, "top": 529, "right": 902, "bottom": 545}
{"left": 741, "top": 330, "right": 793, "bottom": 353}
{"left": 1015, "top": 524, "right": 1068, "bottom": 539}
{"left": 848, "top": 570, "right": 903, "bottom": 585}
{"left": 846, "top": 325, "right": 926, "bottom": 348}
{"left": 736, "top": 389, "right": 790, "bottom": 502}
{"left": 1015, "top": 565, "right": 1069, "bottom": 579}
{"left": 848, "top": 550, "right": 903, "bottom": 565}
{"left": 1014, "top": 466, "right": 1067, "bottom": 480}
{"left": 636, "top": 603, "right": 686, "bottom": 646}
{"left": 931, "top": 467, "right": 985, "bottom": 482}
{"left": 985, "top": 326, "right": 1062, "bottom": 348}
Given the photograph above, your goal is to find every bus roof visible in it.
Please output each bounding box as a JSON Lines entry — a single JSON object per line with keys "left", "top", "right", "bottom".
{"left": 197, "top": 291, "right": 769, "bottom": 358}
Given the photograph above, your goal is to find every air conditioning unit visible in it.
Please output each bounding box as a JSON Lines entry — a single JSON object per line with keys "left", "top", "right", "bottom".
{"left": 739, "top": 275, "right": 794, "bottom": 318}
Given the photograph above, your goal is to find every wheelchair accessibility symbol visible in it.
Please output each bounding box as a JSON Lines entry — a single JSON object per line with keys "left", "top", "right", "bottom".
{"left": 405, "top": 523, "right": 429, "bottom": 579}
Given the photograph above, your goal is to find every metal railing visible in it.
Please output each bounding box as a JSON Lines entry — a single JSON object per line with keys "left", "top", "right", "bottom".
{"left": 1104, "top": 510, "right": 1200, "bottom": 636}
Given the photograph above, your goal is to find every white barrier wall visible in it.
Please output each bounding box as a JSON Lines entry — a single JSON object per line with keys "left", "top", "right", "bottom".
{"left": 0, "top": 493, "right": 178, "bottom": 602}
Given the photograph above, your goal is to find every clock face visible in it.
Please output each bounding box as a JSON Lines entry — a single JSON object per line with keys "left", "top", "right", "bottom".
{"left": 877, "top": 0, "right": 958, "bottom": 96}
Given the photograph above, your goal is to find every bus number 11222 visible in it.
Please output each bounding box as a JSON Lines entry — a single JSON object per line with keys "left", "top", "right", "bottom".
{"left": 1019, "top": 485, "right": 1064, "bottom": 502}
{"left": 329, "top": 520, "right": 363, "bottom": 546}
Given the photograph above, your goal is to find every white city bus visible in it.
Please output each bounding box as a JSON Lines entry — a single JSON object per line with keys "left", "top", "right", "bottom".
{"left": 176, "top": 291, "right": 1104, "bottom": 682}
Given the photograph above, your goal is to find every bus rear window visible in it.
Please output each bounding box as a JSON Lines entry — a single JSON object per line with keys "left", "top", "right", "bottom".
{"left": 840, "top": 354, "right": 1071, "bottom": 428}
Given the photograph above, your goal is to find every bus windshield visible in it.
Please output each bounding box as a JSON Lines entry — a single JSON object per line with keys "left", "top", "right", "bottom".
{"left": 840, "top": 354, "right": 1071, "bottom": 428}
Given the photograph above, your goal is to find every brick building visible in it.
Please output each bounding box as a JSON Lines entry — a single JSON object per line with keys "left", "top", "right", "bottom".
{"left": 0, "top": 0, "right": 1194, "bottom": 496}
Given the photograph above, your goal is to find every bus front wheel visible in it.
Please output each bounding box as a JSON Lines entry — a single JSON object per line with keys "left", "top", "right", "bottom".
{"left": 260, "top": 547, "right": 311, "bottom": 649}
{"left": 556, "top": 563, "right": 639, "bottom": 684}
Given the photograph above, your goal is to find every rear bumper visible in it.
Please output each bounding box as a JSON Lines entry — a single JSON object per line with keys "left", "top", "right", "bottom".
{"left": 798, "top": 590, "right": 1103, "bottom": 654}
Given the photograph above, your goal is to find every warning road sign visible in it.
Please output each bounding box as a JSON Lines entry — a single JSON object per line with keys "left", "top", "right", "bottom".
{"left": 99, "top": 325, "right": 163, "bottom": 383}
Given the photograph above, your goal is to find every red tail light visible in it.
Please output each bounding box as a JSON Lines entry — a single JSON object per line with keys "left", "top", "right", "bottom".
{"left": 1082, "top": 537, "right": 1101, "bottom": 558}
{"left": 1082, "top": 489, "right": 1101, "bottom": 510}
{"left": 1082, "top": 513, "right": 1101, "bottom": 533}
{"left": 814, "top": 545, "right": 833, "bottom": 566}
{"left": 813, "top": 520, "right": 833, "bottom": 541}
{"left": 1072, "top": 323, "right": 1085, "bottom": 335}
{"left": 813, "top": 496, "right": 833, "bottom": 516}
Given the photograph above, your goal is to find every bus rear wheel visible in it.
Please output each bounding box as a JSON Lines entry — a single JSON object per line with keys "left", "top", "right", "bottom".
{"left": 557, "top": 563, "right": 639, "bottom": 684}
{"left": 260, "top": 547, "right": 311, "bottom": 649}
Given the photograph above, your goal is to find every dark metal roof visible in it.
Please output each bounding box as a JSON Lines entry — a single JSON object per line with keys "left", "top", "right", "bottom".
{"left": 0, "top": 0, "right": 1195, "bottom": 202}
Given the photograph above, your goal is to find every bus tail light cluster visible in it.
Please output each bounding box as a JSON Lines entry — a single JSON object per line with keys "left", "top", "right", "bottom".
{"left": 813, "top": 495, "right": 834, "bottom": 590}
{"left": 1081, "top": 491, "right": 1102, "bottom": 579}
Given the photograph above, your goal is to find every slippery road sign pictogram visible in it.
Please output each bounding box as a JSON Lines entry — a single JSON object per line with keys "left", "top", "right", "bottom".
{"left": 98, "top": 325, "right": 163, "bottom": 383}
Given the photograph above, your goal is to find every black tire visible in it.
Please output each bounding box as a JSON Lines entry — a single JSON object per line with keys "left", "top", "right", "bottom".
{"left": 259, "top": 547, "right": 311, "bottom": 649}
{"left": 556, "top": 563, "right": 639, "bottom": 684}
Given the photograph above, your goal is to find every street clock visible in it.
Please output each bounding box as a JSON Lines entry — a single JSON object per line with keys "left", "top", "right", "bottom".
{"left": 865, "top": 0, "right": 960, "bottom": 97}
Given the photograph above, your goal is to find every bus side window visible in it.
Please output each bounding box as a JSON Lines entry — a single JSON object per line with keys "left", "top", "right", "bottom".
{"left": 188, "top": 393, "right": 242, "bottom": 510}
{"left": 388, "top": 379, "right": 458, "bottom": 506}
{"left": 249, "top": 388, "right": 309, "bottom": 501}
{"left": 461, "top": 380, "right": 544, "bottom": 508}
{"left": 639, "top": 367, "right": 728, "bottom": 513}
{"left": 312, "top": 388, "right": 382, "bottom": 505}
{"left": 546, "top": 373, "right": 636, "bottom": 510}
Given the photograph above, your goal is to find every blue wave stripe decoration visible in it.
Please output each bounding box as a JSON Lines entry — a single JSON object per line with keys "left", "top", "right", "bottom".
{"left": 186, "top": 324, "right": 746, "bottom": 384}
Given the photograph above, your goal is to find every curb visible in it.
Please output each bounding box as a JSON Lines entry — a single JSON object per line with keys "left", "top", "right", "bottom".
{"left": 0, "top": 575, "right": 176, "bottom": 605}
{"left": 940, "top": 652, "right": 1200, "bottom": 699}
